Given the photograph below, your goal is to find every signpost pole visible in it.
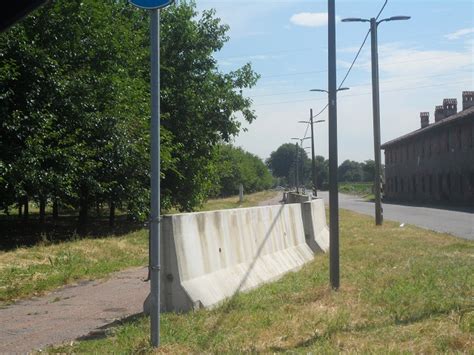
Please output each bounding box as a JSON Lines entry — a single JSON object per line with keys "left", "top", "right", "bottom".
{"left": 150, "top": 8, "right": 161, "bottom": 348}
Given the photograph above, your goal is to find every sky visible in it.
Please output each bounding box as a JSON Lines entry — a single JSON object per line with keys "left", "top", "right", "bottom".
{"left": 194, "top": 0, "right": 474, "bottom": 163}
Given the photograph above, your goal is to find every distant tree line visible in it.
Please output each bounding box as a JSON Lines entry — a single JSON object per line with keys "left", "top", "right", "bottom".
{"left": 0, "top": 1, "right": 265, "bottom": 231}
{"left": 213, "top": 144, "right": 273, "bottom": 197}
{"left": 266, "top": 143, "right": 378, "bottom": 188}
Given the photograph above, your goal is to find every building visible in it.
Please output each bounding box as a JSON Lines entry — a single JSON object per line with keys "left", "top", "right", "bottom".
{"left": 381, "top": 91, "right": 474, "bottom": 206}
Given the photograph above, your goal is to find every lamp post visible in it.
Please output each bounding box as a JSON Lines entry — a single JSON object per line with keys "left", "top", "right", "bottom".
{"left": 299, "top": 110, "right": 325, "bottom": 197}
{"left": 310, "top": 88, "right": 350, "bottom": 94}
{"left": 309, "top": 85, "right": 349, "bottom": 290}
{"left": 341, "top": 15, "right": 410, "bottom": 226}
{"left": 292, "top": 137, "right": 310, "bottom": 193}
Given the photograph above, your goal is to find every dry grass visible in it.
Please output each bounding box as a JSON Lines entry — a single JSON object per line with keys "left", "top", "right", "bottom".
{"left": 199, "top": 190, "right": 280, "bottom": 211}
{"left": 51, "top": 209, "right": 474, "bottom": 353}
{"left": 0, "top": 230, "right": 148, "bottom": 303}
{"left": 0, "top": 190, "right": 279, "bottom": 304}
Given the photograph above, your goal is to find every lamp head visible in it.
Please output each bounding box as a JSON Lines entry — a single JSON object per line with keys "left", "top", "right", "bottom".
{"left": 386, "top": 15, "right": 411, "bottom": 21}
{"left": 341, "top": 17, "right": 369, "bottom": 23}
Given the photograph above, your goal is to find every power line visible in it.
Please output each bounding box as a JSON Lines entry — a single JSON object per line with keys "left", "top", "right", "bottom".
{"left": 254, "top": 54, "right": 472, "bottom": 84}
{"left": 248, "top": 70, "right": 473, "bottom": 98}
{"left": 254, "top": 79, "right": 472, "bottom": 107}
{"left": 297, "top": 0, "right": 390, "bottom": 140}
{"left": 376, "top": 0, "right": 389, "bottom": 20}
{"left": 339, "top": 0, "right": 388, "bottom": 89}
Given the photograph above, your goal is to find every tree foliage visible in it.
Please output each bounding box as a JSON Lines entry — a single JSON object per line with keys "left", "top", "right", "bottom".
{"left": 267, "top": 144, "right": 377, "bottom": 188}
{"left": 0, "top": 0, "right": 259, "bottom": 230}
{"left": 214, "top": 144, "right": 272, "bottom": 197}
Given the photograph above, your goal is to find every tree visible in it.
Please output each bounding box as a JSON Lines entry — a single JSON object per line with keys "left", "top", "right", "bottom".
{"left": 362, "top": 159, "right": 375, "bottom": 182}
{"left": 0, "top": 0, "right": 260, "bottom": 232}
{"left": 338, "top": 160, "right": 363, "bottom": 182}
{"left": 159, "top": 4, "right": 259, "bottom": 211}
{"left": 266, "top": 143, "right": 310, "bottom": 187}
{"left": 214, "top": 144, "right": 272, "bottom": 197}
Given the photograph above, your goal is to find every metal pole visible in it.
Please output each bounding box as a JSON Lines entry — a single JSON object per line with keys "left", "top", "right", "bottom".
{"left": 295, "top": 142, "right": 299, "bottom": 193}
{"left": 370, "top": 18, "right": 383, "bottom": 226}
{"left": 310, "top": 109, "right": 317, "bottom": 197}
{"left": 150, "top": 8, "right": 161, "bottom": 347}
{"left": 328, "top": 0, "right": 340, "bottom": 290}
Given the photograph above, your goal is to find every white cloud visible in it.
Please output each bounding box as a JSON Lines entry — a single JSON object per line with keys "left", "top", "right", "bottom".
{"left": 290, "top": 12, "right": 340, "bottom": 28}
{"left": 444, "top": 27, "right": 474, "bottom": 40}
{"left": 338, "top": 42, "right": 473, "bottom": 79}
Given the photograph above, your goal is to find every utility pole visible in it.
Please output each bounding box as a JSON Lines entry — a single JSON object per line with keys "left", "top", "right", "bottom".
{"left": 328, "top": 0, "right": 339, "bottom": 290}
{"left": 370, "top": 18, "right": 383, "bottom": 226}
{"left": 310, "top": 109, "right": 316, "bottom": 196}
{"left": 299, "top": 110, "right": 325, "bottom": 198}
{"left": 295, "top": 142, "right": 299, "bottom": 193}
{"left": 342, "top": 15, "right": 410, "bottom": 226}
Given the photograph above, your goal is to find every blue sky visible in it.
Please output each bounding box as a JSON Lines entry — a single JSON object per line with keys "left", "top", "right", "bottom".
{"left": 195, "top": 0, "right": 473, "bottom": 162}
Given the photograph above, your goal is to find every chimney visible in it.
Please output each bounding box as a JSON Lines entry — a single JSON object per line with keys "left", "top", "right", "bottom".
{"left": 443, "top": 98, "right": 457, "bottom": 118}
{"left": 420, "top": 112, "right": 429, "bottom": 128}
{"left": 434, "top": 105, "right": 444, "bottom": 122}
{"left": 462, "top": 91, "right": 474, "bottom": 111}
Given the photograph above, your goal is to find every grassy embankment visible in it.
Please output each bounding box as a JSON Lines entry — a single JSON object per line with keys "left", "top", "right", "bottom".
{"left": 51, "top": 209, "right": 473, "bottom": 353}
{"left": 339, "top": 182, "right": 374, "bottom": 201}
{"left": 0, "top": 190, "right": 279, "bottom": 304}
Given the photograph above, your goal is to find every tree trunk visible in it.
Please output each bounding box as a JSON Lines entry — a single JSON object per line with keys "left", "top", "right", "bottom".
{"left": 96, "top": 202, "right": 101, "bottom": 217}
{"left": 52, "top": 198, "right": 59, "bottom": 220}
{"left": 18, "top": 202, "right": 22, "bottom": 218}
{"left": 78, "top": 186, "right": 88, "bottom": 235}
{"left": 109, "top": 200, "right": 115, "bottom": 228}
{"left": 39, "top": 196, "right": 46, "bottom": 224}
{"left": 23, "top": 196, "right": 29, "bottom": 221}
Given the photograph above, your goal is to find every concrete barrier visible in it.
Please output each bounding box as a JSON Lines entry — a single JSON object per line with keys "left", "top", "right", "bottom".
{"left": 301, "top": 199, "right": 329, "bottom": 253}
{"left": 287, "top": 192, "right": 311, "bottom": 203}
{"left": 144, "top": 200, "right": 331, "bottom": 313}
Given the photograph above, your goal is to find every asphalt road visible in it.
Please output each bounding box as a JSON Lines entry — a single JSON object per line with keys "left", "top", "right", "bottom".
{"left": 317, "top": 191, "right": 474, "bottom": 240}
{"left": 0, "top": 267, "right": 148, "bottom": 353}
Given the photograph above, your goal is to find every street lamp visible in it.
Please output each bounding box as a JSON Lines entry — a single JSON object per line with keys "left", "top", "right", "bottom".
{"left": 299, "top": 110, "right": 325, "bottom": 197}
{"left": 309, "top": 87, "right": 350, "bottom": 94}
{"left": 310, "top": 84, "right": 349, "bottom": 289}
{"left": 291, "top": 138, "right": 300, "bottom": 193}
{"left": 291, "top": 137, "right": 310, "bottom": 193}
{"left": 342, "top": 15, "right": 410, "bottom": 226}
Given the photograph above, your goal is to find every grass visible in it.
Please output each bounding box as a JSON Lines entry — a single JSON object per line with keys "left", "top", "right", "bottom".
{"left": 0, "top": 190, "right": 279, "bottom": 304}
{"left": 0, "top": 230, "right": 148, "bottom": 304}
{"left": 199, "top": 190, "right": 280, "bottom": 211}
{"left": 339, "top": 182, "right": 373, "bottom": 196}
{"left": 50, "top": 209, "right": 473, "bottom": 353}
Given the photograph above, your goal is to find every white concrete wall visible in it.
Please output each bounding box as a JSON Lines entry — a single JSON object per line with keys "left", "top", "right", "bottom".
{"left": 301, "top": 199, "right": 330, "bottom": 253}
{"left": 287, "top": 192, "right": 311, "bottom": 203}
{"left": 144, "top": 200, "right": 329, "bottom": 313}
